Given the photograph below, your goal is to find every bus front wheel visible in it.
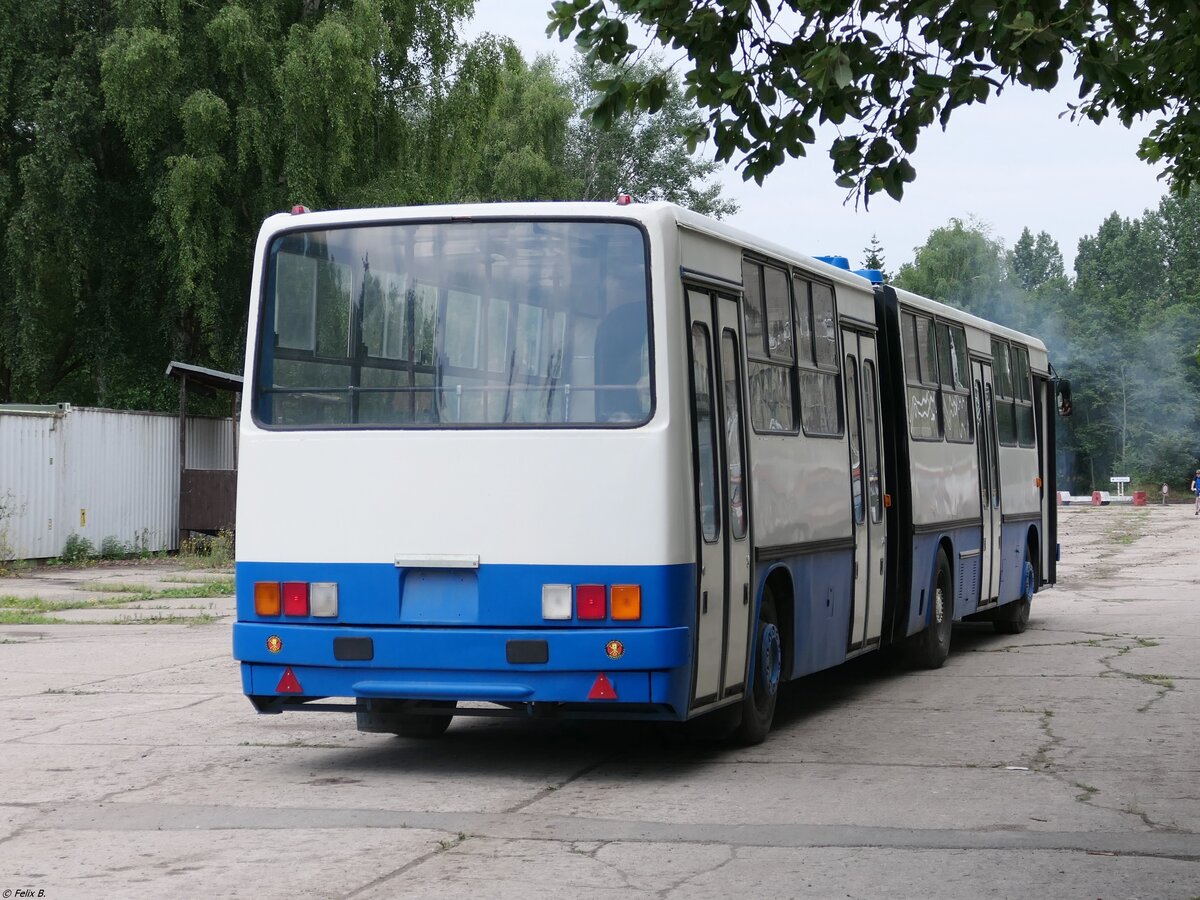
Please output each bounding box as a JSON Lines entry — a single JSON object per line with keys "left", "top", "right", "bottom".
{"left": 734, "top": 593, "right": 781, "bottom": 745}
{"left": 909, "top": 549, "right": 953, "bottom": 669}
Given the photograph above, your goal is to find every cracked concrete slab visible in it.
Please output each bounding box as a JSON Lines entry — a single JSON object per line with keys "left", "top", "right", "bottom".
{"left": 0, "top": 505, "right": 1196, "bottom": 896}
{"left": 0, "top": 826, "right": 451, "bottom": 900}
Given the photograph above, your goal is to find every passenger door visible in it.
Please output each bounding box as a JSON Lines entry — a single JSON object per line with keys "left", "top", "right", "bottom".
{"left": 843, "top": 329, "right": 887, "bottom": 650}
{"left": 686, "top": 289, "right": 752, "bottom": 707}
{"left": 972, "top": 360, "right": 1002, "bottom": 602}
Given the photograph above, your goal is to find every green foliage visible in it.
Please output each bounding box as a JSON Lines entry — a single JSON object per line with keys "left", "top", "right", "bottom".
{"left": 178, "top": 529, "right": 234, "bottom": 568}
{"left": 563, "top": 57, "right": 737, "bottom": 217}
{"left": 1010, "top": 229, "right": 1066, "bottom": 295}
{"left": 0, "top": 491, "right": 17, "bottom": 569}
{"left": 548, "top": 1, "right": 1200, "bottom": 202}
{"left": 402, "top": 39, "right": 735, "bottom": 215}
{"left": 861, "top": 234, "right": 888, "bottom": 280}
{"left": 894, "top": 218, "right": 1010, "bottom": 323}
{"left": 1, "top": 9, "right": 736, "bottom": 408}
{"left": 62, "top": 534, "right": 96, "bottom": 564}
{"left": 99, "top": 535, "right": 131, "bottom": 559}
{"left": 895, "top": 200, "right": 1200, "bottom": 491}
{"left": 0, "top": 0, "right": 475, "bottom": 408}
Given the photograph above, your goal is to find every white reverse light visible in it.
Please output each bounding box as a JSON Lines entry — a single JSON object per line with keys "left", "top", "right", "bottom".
{"left": 541, "top": 584, "right": 572, "bottom": 620}
{"left": 310, "top": 582, "right": 339, "bottom": 617}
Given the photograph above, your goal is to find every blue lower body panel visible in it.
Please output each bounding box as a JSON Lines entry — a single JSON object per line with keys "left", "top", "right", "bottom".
{"left": 235, "top": 622, "right": 691, "bottom": 717}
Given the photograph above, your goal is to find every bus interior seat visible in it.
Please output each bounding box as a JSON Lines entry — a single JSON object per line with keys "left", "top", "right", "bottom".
{"left": 594, "top": 302, "right": 647, "bottom": 421}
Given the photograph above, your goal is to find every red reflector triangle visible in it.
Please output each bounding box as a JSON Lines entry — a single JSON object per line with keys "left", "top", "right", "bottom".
{"left": 276, "top": 667, "right": 303, "bottom": 694}
{"left": 588, "top": 672, "right": 617, "bottom": 700}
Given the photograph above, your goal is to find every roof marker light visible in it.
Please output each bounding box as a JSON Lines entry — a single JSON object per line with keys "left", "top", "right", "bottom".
{"left": 616, "top": 193, "right": 632, "bottom": 205}
{"left": 815, "top": 254, "right": 851, "bottom": 270}
{"left": 291, "top": 205, "right": 310, "bottom": 214}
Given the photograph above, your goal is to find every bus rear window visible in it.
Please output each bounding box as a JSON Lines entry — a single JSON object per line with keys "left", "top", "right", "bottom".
{"left": 255, "top": 220, "right": 651, "bottom": 428}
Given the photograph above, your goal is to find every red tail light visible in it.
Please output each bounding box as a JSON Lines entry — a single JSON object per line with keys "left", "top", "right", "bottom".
{"left": 576, "top": 584, "right": 606, "bottom": 620}
{"left": 282, "top": 582, "right": 309, "bottom": 616}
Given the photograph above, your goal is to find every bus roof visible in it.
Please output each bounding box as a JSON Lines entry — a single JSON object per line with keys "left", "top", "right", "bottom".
{"left": 262, "top": 200, "right": 1048, "bottom": 358}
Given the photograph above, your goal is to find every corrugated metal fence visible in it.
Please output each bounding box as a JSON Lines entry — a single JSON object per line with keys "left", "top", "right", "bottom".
{"left": 0, "top": 406, "right": 233, "bottom": 560}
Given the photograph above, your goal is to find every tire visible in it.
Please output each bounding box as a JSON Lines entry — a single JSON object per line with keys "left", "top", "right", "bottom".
{"left": 390, "top": 701, "right": 456, "bottom": 738}
{"left": 734, "top": 592, "right": 782, "bottom": 745}
{"left": 994, "top": 555, "right": 1035, "bottom": 635}
{"left": 908, "top": 548, "right": 953, "bottom": 669}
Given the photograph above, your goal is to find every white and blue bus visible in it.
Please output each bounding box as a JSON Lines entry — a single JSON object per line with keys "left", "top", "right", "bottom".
{"left": 233, "top": 201, "right": 1068, "bottom": 743}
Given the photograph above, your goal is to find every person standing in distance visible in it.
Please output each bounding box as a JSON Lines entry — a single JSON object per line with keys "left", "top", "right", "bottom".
{"left": 1192, "top": 469, "right": 1200, "bottom": 515}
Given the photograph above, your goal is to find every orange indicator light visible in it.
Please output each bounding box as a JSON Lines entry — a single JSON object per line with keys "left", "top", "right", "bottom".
{"left": 611, "top": 585, "right": 641, "bottom": 620}
{"left": 255, "top": 581, "right": 281, "bottom": 616}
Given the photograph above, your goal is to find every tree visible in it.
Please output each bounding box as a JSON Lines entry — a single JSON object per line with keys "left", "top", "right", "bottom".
{"left": 1009, "top": 229, "right": 1064, "bottom": 294}
{"left": 563, "top": 57, "right": 737, "bottom": 217}
{"left": 548, "top": 1, "right": 1200, "bottom": 202}
{"left": 1, "top": 0, "right": 474, "bottom": 407}
{"left": 1057, "top": 199, "right": 1200, "bottom": 488}
{"left": 415, "top": 37, "right": 578, "bottom": 204}
{"left": 893, "top": 218, "right": 1010, "bottom": 324}
{"left": 411, "top": 39, "right": 736, "bottom": 216}
{"left": 861, "top": 234, "right": 887, "bottom": 279}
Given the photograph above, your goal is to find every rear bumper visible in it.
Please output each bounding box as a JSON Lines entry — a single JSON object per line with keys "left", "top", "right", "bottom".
{"left": 234, "top": 622, "right": 692, "bottom": 714}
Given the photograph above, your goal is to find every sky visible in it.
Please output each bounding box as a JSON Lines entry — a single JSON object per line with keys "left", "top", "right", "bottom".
{"left": 460, "top": 1, "right": 1169, "bottom": 274}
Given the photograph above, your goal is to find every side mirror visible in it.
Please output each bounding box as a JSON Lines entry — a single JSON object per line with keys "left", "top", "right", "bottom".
{"left": 1056, "top": 378, "right": 1073, "bottom": 417}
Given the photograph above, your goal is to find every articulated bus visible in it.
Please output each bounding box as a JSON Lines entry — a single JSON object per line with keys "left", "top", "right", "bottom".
{"left": 233, "top": 201, "right": 1069, "bottom": 743}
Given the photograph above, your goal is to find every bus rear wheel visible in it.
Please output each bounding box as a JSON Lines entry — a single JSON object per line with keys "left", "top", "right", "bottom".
{"left": 994, "top": 556, "right": 1035, "bottom": 635}
{"left": 909, "top": 549, "right": 953, "bottom": 669}
{"left": 734, "top": 593, "right": 781, "bottom": 745}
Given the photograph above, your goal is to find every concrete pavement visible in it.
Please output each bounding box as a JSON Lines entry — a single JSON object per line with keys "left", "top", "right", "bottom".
{"left": 0, "top": 507, "right": 1197, "bottom": 898}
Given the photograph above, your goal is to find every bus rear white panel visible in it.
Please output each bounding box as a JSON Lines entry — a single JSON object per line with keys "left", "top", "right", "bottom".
{"left": 237, "top": 427, "right": 687, "bottom": 567}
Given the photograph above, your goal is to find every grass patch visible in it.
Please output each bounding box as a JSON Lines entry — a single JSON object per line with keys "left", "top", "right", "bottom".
{"left": 1135, "top": 673, "right": 1175, "bottom": 689}
{"left": 77, "top": 582, "right": 147, "bottom": 594}
{"left": 151, "top": 581, "right": 234, "bottom": 599}
{"left": 80, "top": 578, "right": 233, "bottom": 598}
{"left": 0, "top": 595, "right": 135, "bottom": 612}
{"left": 0, "top": 580, "right": 233, "bottom": 625}
{"left": 178, "top": 530, "right": 234, "bottom": 569}
{"left": 1104, "top": 509, "right": 1150, "bottom": 546}
{"left": 0, "top": 610, "right": 68, "bottom": 624}
{"left": 96, "top": 612, "right": 219, "bottom": 625}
